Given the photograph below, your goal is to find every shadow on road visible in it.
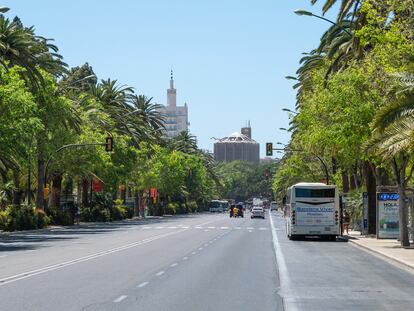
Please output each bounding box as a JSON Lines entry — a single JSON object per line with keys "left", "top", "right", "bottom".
{"left": 0, "top": 213, "right": 208, "bottom": 253}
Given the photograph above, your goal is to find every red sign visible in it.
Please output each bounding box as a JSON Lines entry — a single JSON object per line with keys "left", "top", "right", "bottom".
{"left": 150, "top": 188, "right": 158, "bottom": 198}
{"left": 92, "top": 179, "right": 103, "bottom": 192}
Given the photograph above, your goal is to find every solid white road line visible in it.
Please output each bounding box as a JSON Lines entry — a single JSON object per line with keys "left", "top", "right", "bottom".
{"left": 156, "top": 271, "right": 165, "bottom": 276}
{"left": 113, "top": 295, "right": 127, "bottom": 303}
{"left": 138, "top": 282, "right": 149, "bottom": 288}
{"left": 269, "top": 211, "right": 296, "bottom": 311}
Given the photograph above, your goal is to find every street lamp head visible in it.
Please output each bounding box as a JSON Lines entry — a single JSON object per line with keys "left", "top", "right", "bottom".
{"left": 279, "top": 127, "right": 288, "bottom": 131}
{"left": 285, "top": 75, "right": 298, "bottom": 80}
{"left": 294, "top": 9, "right": 313, "bottom": 16}
{"left": 276, "top": 142, "right": 285, "bottom": 145}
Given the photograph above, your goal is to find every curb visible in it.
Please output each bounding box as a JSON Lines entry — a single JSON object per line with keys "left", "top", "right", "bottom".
{"left": 346, "top": 237, "right": 414, "bottom": 272}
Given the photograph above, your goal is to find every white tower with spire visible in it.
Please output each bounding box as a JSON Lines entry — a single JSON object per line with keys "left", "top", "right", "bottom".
{"left": 167, "top": 70, "right": 176, "bottom": 107}
{"left": 158, "top": 70, "right": 189, "bottom": 137}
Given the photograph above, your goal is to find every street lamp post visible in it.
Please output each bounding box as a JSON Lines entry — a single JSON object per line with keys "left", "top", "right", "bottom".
{"left": 294, "top": 9, "right": 353, "bottom": 37}
{"left": 275, "top": 147, "right": 330, "bottom": 184}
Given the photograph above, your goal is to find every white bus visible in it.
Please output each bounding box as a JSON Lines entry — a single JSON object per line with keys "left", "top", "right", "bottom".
{"left": 209, "top": 200, "right": 228, "bottom": 213}
{"left": 285, "top": 183, "right": 340, "bottom": 241}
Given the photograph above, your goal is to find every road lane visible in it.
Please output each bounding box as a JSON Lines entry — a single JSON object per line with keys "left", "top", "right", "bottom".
{"left": 0, "top": 214, "right": 225, "bottom": 279}
{"left": 270, "top": 212, "right": 414, "bottom": 311}
{"left": 89, "top": 214, "right": 282, "bottom": 311}
{"left": 3, "top": 210, "right": 413, "bottom": 311}
{"left": 0, "top": 213, "right": 280, "bottom": 311}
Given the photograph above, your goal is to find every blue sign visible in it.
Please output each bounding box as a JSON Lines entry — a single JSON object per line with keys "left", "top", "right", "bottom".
{"left": 378, "top": 193, "right": 399, "bottom": 201}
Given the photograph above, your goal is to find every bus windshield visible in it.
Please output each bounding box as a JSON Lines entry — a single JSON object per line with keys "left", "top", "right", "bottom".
{"left": 295, "top": 188, "right": 335, "bottom": 198}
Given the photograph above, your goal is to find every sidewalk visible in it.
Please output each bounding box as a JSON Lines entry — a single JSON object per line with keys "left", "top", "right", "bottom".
{"left": 345, "top": 230, "right": 414, "bottom": 271}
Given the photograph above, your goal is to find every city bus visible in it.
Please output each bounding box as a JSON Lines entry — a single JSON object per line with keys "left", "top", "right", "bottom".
{"left": 209, "top": 200, "right": 228, "bottom": 213}
{"left": 285, "top": 182, "right": 340, "bottom": 241}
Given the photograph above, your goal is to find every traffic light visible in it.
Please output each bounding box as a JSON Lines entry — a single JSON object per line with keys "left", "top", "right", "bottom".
{"left": 105, "top": 136, "right": 113, "bottom": 152}
{"left": 266, "top": 142, "right": 273, "bottom": 156}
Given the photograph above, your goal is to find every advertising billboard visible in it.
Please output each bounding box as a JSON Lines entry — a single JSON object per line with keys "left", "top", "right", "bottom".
{"left": 377, "top": 193, "right": 399, "bottom": 239}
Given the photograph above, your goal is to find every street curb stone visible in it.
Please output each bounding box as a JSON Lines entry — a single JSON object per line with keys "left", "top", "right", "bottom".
{"left": 346, "top": 237, "right": 414, "bottom": 272}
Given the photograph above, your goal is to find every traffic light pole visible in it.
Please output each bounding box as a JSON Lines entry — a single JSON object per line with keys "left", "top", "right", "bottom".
{"left": 273, "top": 148, "right": 330, "bottom": 185}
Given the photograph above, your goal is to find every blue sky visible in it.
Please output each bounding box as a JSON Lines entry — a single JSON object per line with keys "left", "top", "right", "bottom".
{"left": 5, "top": 0, "right": 338, "bottom": 157}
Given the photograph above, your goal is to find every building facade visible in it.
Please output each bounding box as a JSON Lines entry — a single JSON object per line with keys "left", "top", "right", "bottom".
{"left": 158, "top": 71, "right": 189, "bottom": 138}
{"left": 214, "top": 126, "right": 260, "bottom": 163}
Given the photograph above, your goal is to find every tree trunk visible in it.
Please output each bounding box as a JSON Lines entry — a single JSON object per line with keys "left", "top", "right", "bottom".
{"left": 120, "top": 186, "right": 126, "bottom": 203}
{"left": 341, "top": 170, "right": 350, "bottom": 193}
{"left": 391, "top": 155, "right": 410, "bottom": 247}
{"left": 12, "top": 169, "right": 22, "bottom": 206}
{"left": 36, "top": 157, "right": 45, "bottom": 210}
{"left": 81, "top": 178, "right": 89, "bottom": 207}
{"left": 49, "top": 172, "right": 63, "bottom": 209}
{"left": 397, "top": 183, "right": 410, "bottom": 247}
{"left": 350, "top": 173, "right": 356, "bottom": 191}
{"left": 365, "top": 161, "right": 377, "bottom": 235}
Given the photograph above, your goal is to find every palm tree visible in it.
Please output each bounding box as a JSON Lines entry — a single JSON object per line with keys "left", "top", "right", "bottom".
{"left": 129, "top": 95, "right": 165, "bottom": 134}
{"left": 170, "top": 131, "right": 199, "bottom": 154}
{"left": 310, "top": 0, "right": 360, "bottom": 22}
{"left": 367, "top": 89, "right": 414, "bottom": 247}
{"left": 0, "top": 15, "right": 66, "bottom": 86}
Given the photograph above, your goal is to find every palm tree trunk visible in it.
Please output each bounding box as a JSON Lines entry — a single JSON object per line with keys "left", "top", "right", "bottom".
{"left": 391, "top": 155, "right": 410, "bottom": 247}
{"left": 49, "top": 172, "right": 63, "bottom": 209}
{"left": 81, "top": 178, "right": 89, "bottom": 207}
{"left": 36, "top": 157, "right": 45, "bottom": 210}
{"left": 12, "top": 170, "right": 22, "bottom": 206}
{"left": 342, "top": 170, "right": 350, "bottom": 193}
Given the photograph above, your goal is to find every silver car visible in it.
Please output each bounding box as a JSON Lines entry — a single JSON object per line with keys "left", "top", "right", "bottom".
{"left": 251, "top": 206, "right": 265, "bottom": 219}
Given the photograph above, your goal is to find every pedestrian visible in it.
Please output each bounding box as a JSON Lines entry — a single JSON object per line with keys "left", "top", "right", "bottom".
{"left": 342, "top": 210, "right": 350, "bottom": 235}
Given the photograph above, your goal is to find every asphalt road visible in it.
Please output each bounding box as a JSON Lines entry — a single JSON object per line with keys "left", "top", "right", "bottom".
{"left": 0, "top": 211, "right": 413, "bottom": 311}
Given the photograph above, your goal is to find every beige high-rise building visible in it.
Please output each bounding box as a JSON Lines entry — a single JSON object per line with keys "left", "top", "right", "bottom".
{"left": 158, "top": 71, "right": 189, "bottom": 138}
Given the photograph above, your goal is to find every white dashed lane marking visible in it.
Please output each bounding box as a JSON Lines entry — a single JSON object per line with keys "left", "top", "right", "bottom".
{"left": 138, "top": 282, "right": 149, "bottom": 288}
{"left": 156, "top": 271, "right": 165, "bottom": 276}
{"left": 182, "top": 256, "right": 188, "bottom": 260}
{"left": 170, "top": 263, "right": 178, "bottom": 267}
{"left": 113, "top": 295, "right": 127, "bottom": 303}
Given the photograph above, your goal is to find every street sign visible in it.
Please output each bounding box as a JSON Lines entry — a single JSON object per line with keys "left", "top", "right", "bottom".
{"left": 362, "top": 192, "right": 368, "bottom": 235}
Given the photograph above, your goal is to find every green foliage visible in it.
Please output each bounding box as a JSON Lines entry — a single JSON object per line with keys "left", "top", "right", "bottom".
{"left": 0, "top": 205, "right": 50, "bottom": 231}
{"left": 217, "top": 161, "right": 276, "bottom": 202}
{"left": 165, "top": 202, "right": 178, "bottom": 215}
{"left": 112, "top": 199, "right": 128, "bottom": 220}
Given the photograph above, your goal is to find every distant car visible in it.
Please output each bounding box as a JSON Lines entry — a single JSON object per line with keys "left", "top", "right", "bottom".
{"left": 251, "top": 206, "right": 265, "bottom": 219}
{"left": 270, "top": 201, "right": 278, "bottom": 211}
